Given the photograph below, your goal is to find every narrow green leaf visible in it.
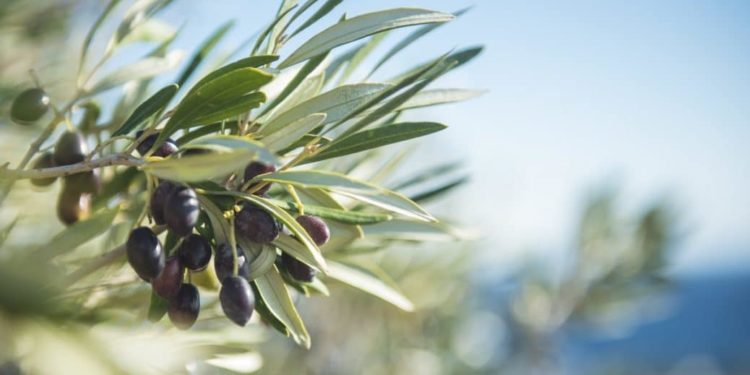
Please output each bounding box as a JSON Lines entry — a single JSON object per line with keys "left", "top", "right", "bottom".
{"left": 368, "top": 6, "right": 471, "bottom": 77}
{"left": 107, "top": 0, "right": 172, "bottom": 54}
{"left": 264, "top": 197, "right": 392, "bottom": 224}
{"left": 38, "top": 206, "right": 120, "bottom": 258}
{"left": 183, "top": 135, "right": 278, "bottom": 165}
{"left": 362, "top": 219, "right": 462, "bottom": 241}
{"left": 262, "top": 113, "right": 327, "bottom": 153}
{"left": 252, "top": 1, "right": 299, "bottom": 55}
{"left": 79, "top": 0, "right": 122, "bottom": 77}
{"left": 175, "top": 121, "right": 240, "bottom": 146}
{"left": 308, "top": 122, "right": 446, "bottom": 162}
{"left": 254, "top": 266, "right": 311, "bottom": 348}
{"left": 0, "top": 218, "right": 19, "bottom": 248}
{"left": 257, "top": 72, "right": 324, "bottom": 124}
{"left": 238, "top": 240, "right": 277, "bottom": 280}
{"left": 251, "top": 282, "right": 290, "bottom": 336}
{"left": 176, "top": 20, "right": 235, "bottom": 89}
{"left": 86, "top": 51, "right": 184, "bottom": 95}
{"left": 326, "top": 261, "right": 414, "bottom": 311}
{"left": 259, "top": 51, "right": 329, "bottom": 118}
{"left": 188, "top": 91, "right": 267, "bottom": 125}
{"left": 143, "top": 149, "right": 255, "bottom": 182}
{"left": 410, "top": 176, "right": 469, "bottom": 203}
{"left": 392, "top": 161, "right": 462, "bottom": 190}
{"left": 391, "top": 46, "right": 483, "bottom": 82}
{"left": 192, "top": 56, "right": 279, "bottom": 91}
{"left": 289, "top": 0, "right": 343, "bottom": 38}
{"left": 259, "top": 83, "right": 390, "bottom": 136}
{"left": 256, "top": 170, "right": 436, "bottom": 222}
{"left": 296, "top": 188, "right": 363, "bottom": 251}
{"left": 273, "top": 233, "right": 326, "bottom": 272}
{"left": 337, "top": 32, "right": 389, "bottom": 84}
{"left": 398, "top": 89, "right": 485, "bottom": 111}
{"left": 112, "top": 84, "right": 178, "bottom": 136}
{"left": 279, "top": 8, "right": 454, "bottom": 68}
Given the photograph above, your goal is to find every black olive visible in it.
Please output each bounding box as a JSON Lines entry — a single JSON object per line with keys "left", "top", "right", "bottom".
{"left": 164, "top": 186, "right": 199, "bottom": 237}
{"left": 135, "top": 131, "right": 178, "bottom": 157}
{"left": 56, "top": 187, "right": 90, "bottom": 226}
{"left": 178, "top": 233, "right": 212, "bottom": 271}
{"left": 220, "top": 276, "right": 254, "bottom": 326}
{"left": 235, "top": 203, "right": 279, "bottom": 244}
{"left": 152, "top": 256, "right": 183, "bottom": 299}
{"left": 280, "top": 252, "right": 316, "bottom": 283}
{"left": 53, "top": 131, "right": 87, "bottom": 166}
{"left": 295, "top": 215, "right": 330, "bottom": 246}
{"left": 11, "top": 88, "right": 50, "bottom": 125}
{"left": 30, "top": 152, "right": 56, "bottom": 187}
{"left": 126, "top": 226, "right": 165, "bottom": 281}
{"left": 168, "top": 283, "right": 200, "bottom": 330}
{"left": 243, "top": 161, "right": 276, "bottom": 195}
{"left": 214, "top": 244, "right": 249, "bottom": 283}
{"left": 150, "top": 180, "right": 178, "bottom": 225}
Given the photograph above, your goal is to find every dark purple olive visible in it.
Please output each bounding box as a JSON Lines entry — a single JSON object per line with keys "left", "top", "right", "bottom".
{"left": 150, "top": 180, "right": 178, "bottom": 225}
{"left": 135, "top": 130, "right": 178, "bottom": 157}
{"left": 64, "top": 168, "right": 101, "bottom": 195}
{"left": 164, "top": 187, "right": 199, "bottom": 237}
{"left": 30, "top": 152, "right": 56, "bottom": 187}
{"left": 235, "top": 204, "right": 279, "bottom": 244}
{"left": 295, "top": 215, "right": 330, "bottom": 246}
{"left": 243, "top": 161, "right": 276, "bottom": 195}
{"left": 178, "top": 234, "right": 212, "bottom": 271}
{"left": 168, "top": 283, "right": 200, "bottom": 330}
{"left": 126, "top": 227, "right": 165, "bottom": 281}
{"left": 281, "top": 252, "right": 316, "bottom": 282}
{"left": 220, "top": 276, "right": 254, "bottom": 326}
{"left": 214, "top": 244, "right": 249, "bottom": 283}
{"left": 53, "top": 131, "right": 87, "bottom": 166}
{"left": 11, "top": 88, "right": 49, "bottom": 125}
{"left": 152, "top": 257, "right": 183, "bottom": 299}
{"left": 56, "top": 187, "right": 90, "bottom": 226}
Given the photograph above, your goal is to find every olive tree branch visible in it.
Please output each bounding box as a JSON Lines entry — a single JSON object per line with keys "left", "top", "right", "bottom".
{"left": 2, "top": 153, "right": 144, "bottom": 180}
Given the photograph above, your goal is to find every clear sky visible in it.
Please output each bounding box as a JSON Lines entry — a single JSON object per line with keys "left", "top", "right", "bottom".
{"left": 133, "top": 0, "right": 750, "bottom": 275}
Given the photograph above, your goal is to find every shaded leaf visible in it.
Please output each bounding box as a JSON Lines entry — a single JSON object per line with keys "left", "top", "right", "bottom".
{"left": 398, "top": 88, "right": 485, "bottom": 110}
{"left": 262, "top": 113, "right": 327, "bottom": 153}
{"left": 112, "top": 84, "right": 178, "bottom": 136}
{"left": 39, "top": 206, "right": 120, "bottom": 258}
{"left": 410, "top": 176, "right": 469, "bottom": 203}
{"left": 253, "top": 266, "right": 311, "bottom": 348}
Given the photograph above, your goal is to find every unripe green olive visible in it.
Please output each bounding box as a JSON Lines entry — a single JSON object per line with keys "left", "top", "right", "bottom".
{"left": 11, "top": 88, "right": 50, "bottom": 125}
{"left": 30, "top": 152, "right": 56, "bottom": 187}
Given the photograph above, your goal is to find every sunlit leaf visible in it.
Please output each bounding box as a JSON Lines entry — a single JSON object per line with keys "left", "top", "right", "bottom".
{"left": 176, "top": 20, "right": 234, "bottom": 89}
{"left": 262, "top": 113, "right": 327, "bottom": 153}
{"left": 279, "top": 8, "right": 454, "bottom": 68}
{"left": 326, "top": 261, "right": 414, "bottom": 311}
{"left": 289, "top": 0, "right": 343, "bottom": 39}
{"left": 143, "top": 149, "right": 255, "bottom": 182}
{"left": 112, "top": 84, "right": 178, "bottom": 136}
{"left": 253, "top": 266, "right": 311, "bottom": 348}
{"left": 398, "top": 89, "right": 485, "bottom": 111}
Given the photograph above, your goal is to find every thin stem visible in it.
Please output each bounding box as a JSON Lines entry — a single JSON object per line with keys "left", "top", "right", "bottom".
{"left": 229, "top": 215, "right": 239, "bottom": 277}
{"left": 2, "top": 153, "right": 144, "bottom": 180}
{"left": 86, "top": 135, "right": 134, "bottom": 161}
{"left": 287, "top": 184, "right": 304, "bottom": 216}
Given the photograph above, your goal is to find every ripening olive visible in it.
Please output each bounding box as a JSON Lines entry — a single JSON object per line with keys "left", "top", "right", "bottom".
{"left": 168, "top": 283, "right": 200, "bottom": 330}
{"left": 126, "top": 226, "right": 165, "bottom": 281}
{"left": 235, "top": 204, "right": 279, "bottom": 244}
{"left": 11, "top": 88, "right": 50, "bottom": 125}
{"left": 214, "top": 244, "right": 249, "bottom": 283}
{"left": 64, "top": 168, "right": 102, "bottom": 195}
{"left": 295, "top": 215, "right": 330, "bottom": 246}
{"left": 135, "top": 131, "right": 178, "bottom": 157}
{"left": 178, "top": 234, "right": 212, "bottom": 271}
{"left": 220, "top": 276, "right": 254, "bottom": 326}
{"left": 53, "top": 131, "right": 87, "bottom": 166}
{"left": 150, "top": 180, "right": 178, "bottom": 225}
{"left": 56, "top": 187, "right": 90, "bottom": 226}
{"left": 280, "top": 252, "right": 316, "bottom": 283}
{"left": 30, "top": 152, "right": 56, "bottom": 187}
{"left": 152, "top": 257, "right": 184, "bottom": 299}
{"left": 164, "top": 186, "right": 199, "bottom": 237}
{"left": 243, "top": 161, "right": 276, "bottom": 195}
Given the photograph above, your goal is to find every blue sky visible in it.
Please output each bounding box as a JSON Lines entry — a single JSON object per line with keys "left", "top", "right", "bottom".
{"left": 120, "top": 0, "right": 750, "bottom": 274}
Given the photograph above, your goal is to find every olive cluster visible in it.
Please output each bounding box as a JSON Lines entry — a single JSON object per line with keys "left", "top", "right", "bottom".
{"left": 127, "top": 160, "right": 331, "bottom": 329}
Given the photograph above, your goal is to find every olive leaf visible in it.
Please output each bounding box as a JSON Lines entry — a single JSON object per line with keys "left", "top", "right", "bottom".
{"left": 326, "top": 261, "right": 415, "bottom": 312}
{"left": 112, "top": 83, "right": 178, "bottom": 136}
{"left": 253, "top": 266, "right": 311, "bottom": 348}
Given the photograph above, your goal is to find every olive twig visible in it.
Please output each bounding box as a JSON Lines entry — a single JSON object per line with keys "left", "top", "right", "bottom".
{"left": 286, "top": 184, "right": 305, "bottom": 216}
{"left": 2, "top": 153, "right": 144, "bottom": 180}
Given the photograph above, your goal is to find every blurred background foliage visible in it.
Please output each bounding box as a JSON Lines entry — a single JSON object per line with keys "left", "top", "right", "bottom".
{"left": 0, "top": 1, "right": 747, "bottom": 375}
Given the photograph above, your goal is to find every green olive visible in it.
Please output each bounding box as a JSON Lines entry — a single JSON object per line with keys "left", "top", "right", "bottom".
{"left": 11, "top": 88, "right": 50, "bottom": 125}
